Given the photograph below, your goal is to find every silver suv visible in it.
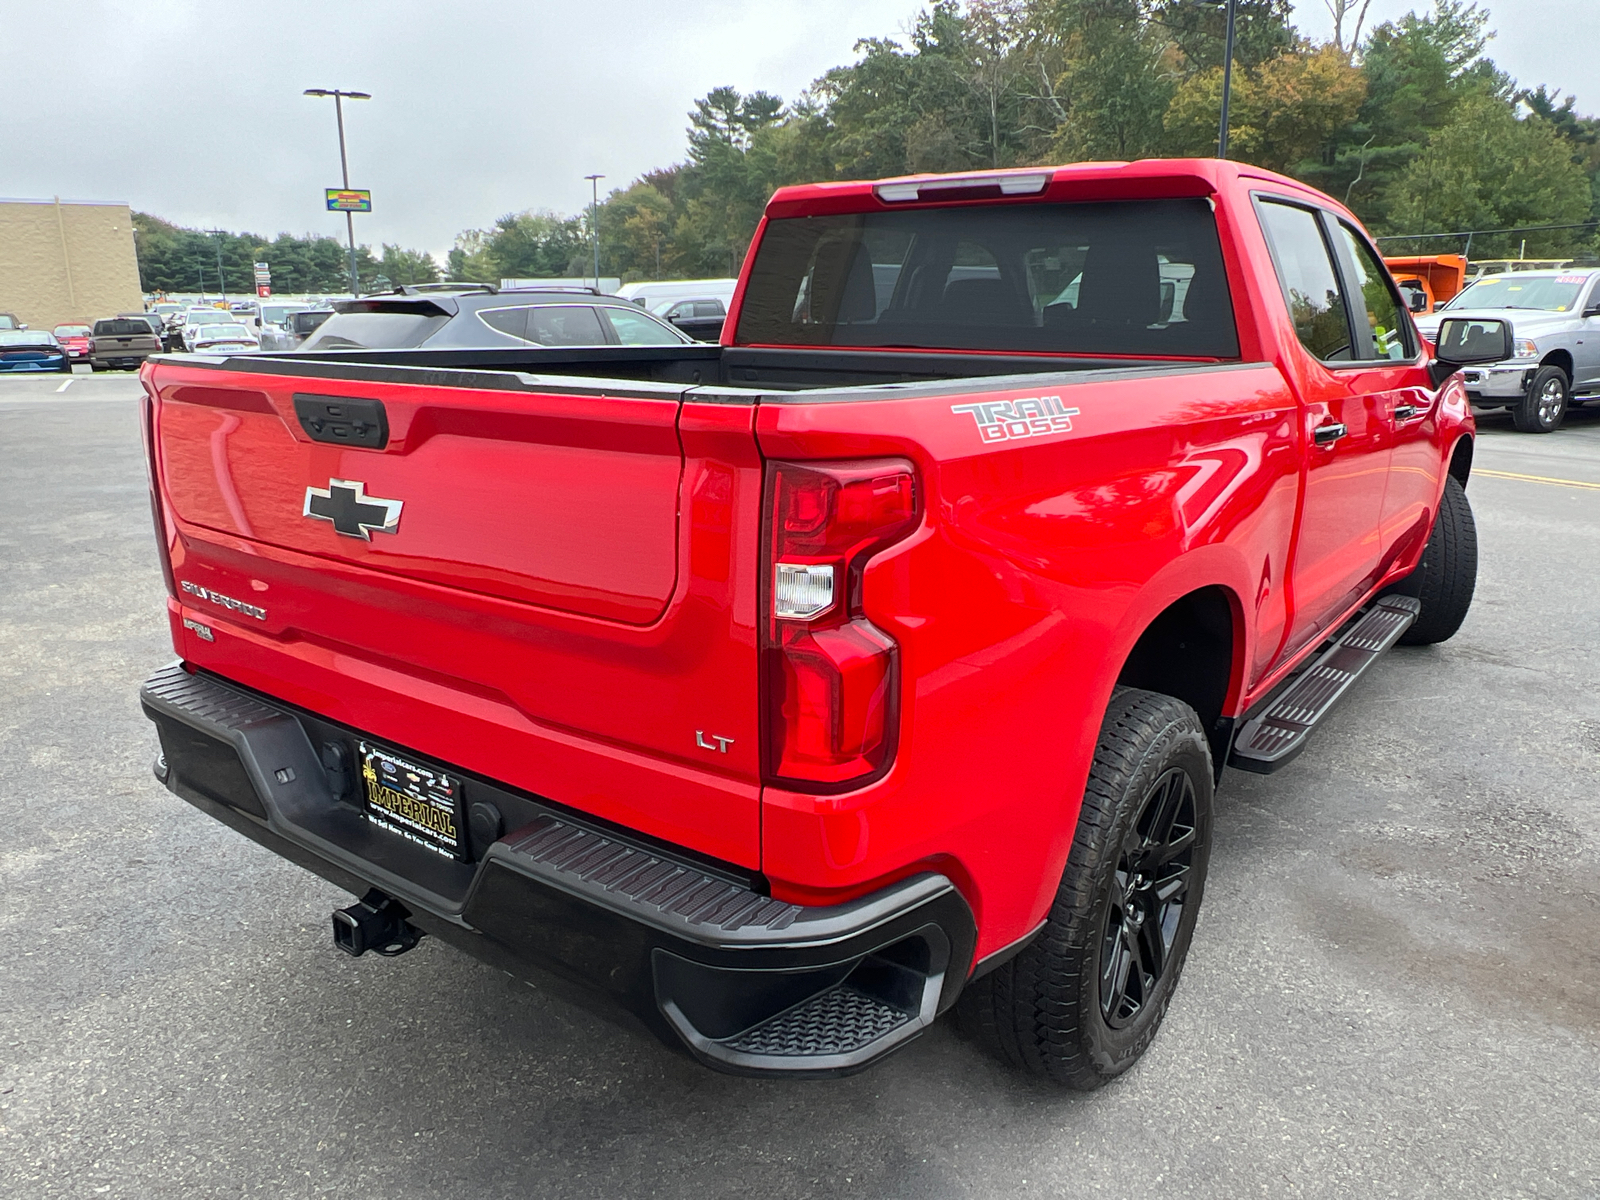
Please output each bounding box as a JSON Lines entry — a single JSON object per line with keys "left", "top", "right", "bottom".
{"left": 1416, "top": 269, "right": 1600, "bottom": 432}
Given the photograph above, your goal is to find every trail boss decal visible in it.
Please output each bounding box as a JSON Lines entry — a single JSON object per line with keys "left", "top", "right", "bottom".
{"left": 951, "top": 395, "right": 1081, "bottom": 444}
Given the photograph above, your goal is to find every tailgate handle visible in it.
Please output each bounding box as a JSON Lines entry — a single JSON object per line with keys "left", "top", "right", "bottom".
{"left": 293, "top": 394, "right": 389, "bottom": 450}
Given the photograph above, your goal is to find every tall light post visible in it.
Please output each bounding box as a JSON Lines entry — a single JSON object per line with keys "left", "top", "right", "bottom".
{"left": 205, "top": 229, "right": 228, "bottom": 303}
{"left": 304, "top": 87, "right": 371, "bottom": 296}
{"left": 584, "top": 173, "right": 604, "bottom": 291}
{"left": 1217, "top": 0, "right": 1237, "bottom": 159}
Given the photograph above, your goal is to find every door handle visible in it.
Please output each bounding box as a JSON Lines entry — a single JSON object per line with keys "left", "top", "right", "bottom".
{"left": 1313, "top": 422, "right": 1348, "bottom": 446}
{"left": 1393, "top": 404, "right": 1421, "bottom": 421}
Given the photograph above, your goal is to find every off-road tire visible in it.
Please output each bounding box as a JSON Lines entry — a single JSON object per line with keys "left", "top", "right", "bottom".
{"left": 1391, "top": 474, "right": 1477, "bottom": 645}
{"left": 956, "top": 688, "right": 1213, "bottom": 1089}
{"left": 1513, "top": 364, "right": 1569, "bottom": 433}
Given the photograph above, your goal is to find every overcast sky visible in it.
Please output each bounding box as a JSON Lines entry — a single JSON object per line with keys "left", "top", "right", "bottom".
{"left": 3, "top": 0, "right": 1595, "bottom": 260}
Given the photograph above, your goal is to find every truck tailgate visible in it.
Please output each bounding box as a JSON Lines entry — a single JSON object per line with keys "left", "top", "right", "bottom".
{"left": 146, "top": 360, "right": 764, "bottom": 867}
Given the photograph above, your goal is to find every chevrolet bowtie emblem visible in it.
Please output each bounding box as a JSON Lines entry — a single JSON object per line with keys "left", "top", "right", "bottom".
{"left": 303, "top": 479, "right": 403, "bottom": 540}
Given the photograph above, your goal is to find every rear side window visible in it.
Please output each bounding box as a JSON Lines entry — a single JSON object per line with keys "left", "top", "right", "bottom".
{"left": 526, "top": 305, "right": 605, "bottom": 346}
{"left": 478, "top": 306, "right": 530, "bottom": 339}
{"left": 1337, "top": 223, "right": 1416, "bottom": 361}
{"left": 1256, "top": 201, "right": 1355, "bottom": 362}
{"left": 734, "top": 198, "right": 1238, "bottom": 357}
{"left": 692, "top": 301, "right": 725, "bottom": 318}
{"left": 603, "top": 306, "right": 684, "bottom": 346}
{"left": 299, "top": 310, "right": 449, "bottom": 350}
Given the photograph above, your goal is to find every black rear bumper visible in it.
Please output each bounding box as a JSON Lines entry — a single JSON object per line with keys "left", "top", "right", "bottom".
{"left": 140, "top": 663, "right": 976, "bottom": 1076}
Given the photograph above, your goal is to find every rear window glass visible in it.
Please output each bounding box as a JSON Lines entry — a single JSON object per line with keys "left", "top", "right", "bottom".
{"left": 299, "top": 310, "right": 447, "bottom": 350}
{"left": 734, "top": 198, "right": 1238, "bottom": 357}
{"left": 93, "top": 319, "right": 155, "bottom": 336}
{"left": 0, "top": 331, "right": 51, "bottom": 346}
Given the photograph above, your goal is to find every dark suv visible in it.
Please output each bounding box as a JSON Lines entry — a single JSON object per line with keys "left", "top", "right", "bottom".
{"left": 295, "top": 286, "right": 695, "bottom": 352}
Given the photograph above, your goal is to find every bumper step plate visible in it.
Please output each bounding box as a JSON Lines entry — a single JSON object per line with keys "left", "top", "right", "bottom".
{"left": 1230, "top": 594, "right": 1420, "bottom": 773}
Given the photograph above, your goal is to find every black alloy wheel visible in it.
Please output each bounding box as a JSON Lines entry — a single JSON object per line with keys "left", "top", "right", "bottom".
{"left": 955, "top": 688, "right": 1213, "bottom": 1088}
{"left": 1098, "top": 767, "right": 1198, "bottom": 1028}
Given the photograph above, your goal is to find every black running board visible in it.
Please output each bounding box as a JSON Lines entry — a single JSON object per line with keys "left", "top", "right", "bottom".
{"left": 1229, "top": 595, "right": 1421, "bottom": 774}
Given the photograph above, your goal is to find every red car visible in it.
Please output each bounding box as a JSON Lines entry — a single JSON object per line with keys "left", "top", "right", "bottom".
{"left": 136, "top": 160, "right": 1506, "bottom": 1085}
{"left": 52, "top": 323, "right": 92, "bottom": 363}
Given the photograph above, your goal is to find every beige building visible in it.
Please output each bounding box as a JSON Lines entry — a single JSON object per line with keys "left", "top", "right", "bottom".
{"left": 0, "top": 198, "right": 145, "bottom": 330}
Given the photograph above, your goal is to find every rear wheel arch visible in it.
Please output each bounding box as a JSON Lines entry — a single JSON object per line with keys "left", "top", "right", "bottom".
{"left": 1448, "top": 434, "right": 1473, "bottom": 488}
{"left": 1113, "top": 585, "right": 1243, "bottom": 775}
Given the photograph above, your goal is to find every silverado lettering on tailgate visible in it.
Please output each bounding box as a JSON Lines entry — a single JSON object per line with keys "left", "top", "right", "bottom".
{"left": 951, "top": 395, "right": 1081, "bottom": 445}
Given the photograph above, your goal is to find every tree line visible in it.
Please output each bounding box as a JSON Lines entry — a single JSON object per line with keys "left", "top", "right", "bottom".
{"left": 453, "top": 0, "right": 1599, "bottom": 281}
{"left": 133, "top": 212, "right": 441, "bottom": 295}
{"left": 137, "top": 0, "right": 1600, "bottom": 294}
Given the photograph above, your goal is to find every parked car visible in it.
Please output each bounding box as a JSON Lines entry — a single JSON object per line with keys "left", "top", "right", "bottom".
{"left": 89, "top": 317, "right": 162, "bottom": 370}
{"left": 188, "top": 322, "right": 261, "bottom": 354}
{"left": 138, "top": 158, "right": 1503, "bottom": 1087}
{"left": 52, "top": 323, "right": 94, "bottom": 364}
{"left": 294, "top": 287, "right": 693, "bottom": 351}
{"left": 286, "top": 308, "right": 334, "bottom": 346}
{"left": 0, "top": 330, "right": 70, "bottom": 372}
{"left": 1416, "top": 268, "right": 1600, "bottom": 432}
{"left": 181, "top": 309, "right": 237, "bottom": 351}
{"left": 616, "top": 278, "right": 738, "bottom": 314}
{"left": 657, "top": 296, "right": 727, "bottom": 342}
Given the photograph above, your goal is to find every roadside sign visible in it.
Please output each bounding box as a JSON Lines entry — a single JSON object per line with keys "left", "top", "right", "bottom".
{"left": 257, "top": 285, "right": 272, "bottom": 298}
{"left": 326, "top": 189, "right": 372, "bottom": 212}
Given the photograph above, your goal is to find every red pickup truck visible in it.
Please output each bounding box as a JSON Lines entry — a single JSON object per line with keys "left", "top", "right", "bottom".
{"left": 138, "top": 160, "right": 1509, "bottom": 1086}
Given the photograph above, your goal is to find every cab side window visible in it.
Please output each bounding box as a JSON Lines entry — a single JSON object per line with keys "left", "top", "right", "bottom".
{"left": 1337, "top": 223, "right": 1416, "bottom": 361}
{"left": 1257, "top": 200, "right": 1356, "bottom": 362}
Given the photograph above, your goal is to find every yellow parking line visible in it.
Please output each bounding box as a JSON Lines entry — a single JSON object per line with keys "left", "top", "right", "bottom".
{"left": 1474, "top": 467, "right": 1600, "bottom": 491}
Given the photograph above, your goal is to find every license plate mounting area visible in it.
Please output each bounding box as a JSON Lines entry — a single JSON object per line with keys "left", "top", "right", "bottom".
{"left": 358, "top": 742, "right": 465, "bottom": 860}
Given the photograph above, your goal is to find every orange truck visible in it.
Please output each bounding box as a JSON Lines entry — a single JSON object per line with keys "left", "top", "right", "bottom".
{"left": 1383, "top": 254, "right": 1467, "bottom": 315}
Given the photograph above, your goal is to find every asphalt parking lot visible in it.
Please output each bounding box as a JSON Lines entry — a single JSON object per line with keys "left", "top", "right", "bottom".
{"left": 2, "top": 372, "right": 1597, "bottom": 1199}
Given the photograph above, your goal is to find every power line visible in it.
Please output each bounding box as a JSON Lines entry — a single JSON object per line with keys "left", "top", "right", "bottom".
{"left": 1374, "top": 220, "right": 1600, "bottom": 242}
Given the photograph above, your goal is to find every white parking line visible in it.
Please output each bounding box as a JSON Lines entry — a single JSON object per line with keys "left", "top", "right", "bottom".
{"left": 55, "top": 377, "right": 75, "bottom": 393}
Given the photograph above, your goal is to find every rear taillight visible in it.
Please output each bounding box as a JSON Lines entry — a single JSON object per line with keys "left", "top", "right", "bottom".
{"left": 139, "top": 381, "right": 177, "bottom": 599}
{"left": 762, "top": 460, "right": 919, "bottom": 789}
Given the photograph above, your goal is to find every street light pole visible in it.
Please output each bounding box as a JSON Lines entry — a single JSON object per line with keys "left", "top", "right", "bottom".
{"left": 585, "top": 173, "right": 604, "bottom": 291}
{"left": 206, "top": 229, "right": 227, "bottom": 303}
{"left": 304, "top": 88, "right": 371, "bottom": 297}
{"left": 1218, "top": 0, "right": 1237, "bottom": 159}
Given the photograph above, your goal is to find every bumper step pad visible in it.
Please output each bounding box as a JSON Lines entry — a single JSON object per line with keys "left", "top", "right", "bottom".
{"left": 1230, "top": 595, "right": 1420, "bottom": 773}
{"left": 725, "top": 984, "right": 911, "bottom": 1057}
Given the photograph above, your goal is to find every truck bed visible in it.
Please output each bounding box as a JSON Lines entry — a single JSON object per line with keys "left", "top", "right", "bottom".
{"left": 255, "top": 343, "right": 1229, "bottom": 392}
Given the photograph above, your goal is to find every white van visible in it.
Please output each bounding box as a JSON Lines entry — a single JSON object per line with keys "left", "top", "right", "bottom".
{"left": 615, "top": 279, "right": 738, "bottom": 315}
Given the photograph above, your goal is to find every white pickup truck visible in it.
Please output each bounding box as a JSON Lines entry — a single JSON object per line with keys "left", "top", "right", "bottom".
{"left": 1417, "top": 268, "right": 1600, "bottom": 432}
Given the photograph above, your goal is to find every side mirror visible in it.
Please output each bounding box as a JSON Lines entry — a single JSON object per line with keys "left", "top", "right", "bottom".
{"left": 1429, "top": 316, "right": 1511, "bottom": 386}
{"left": 1407, "top": 290, "right": 1428, "bottom": 314}
{"left": 18, "top": 323, "right": 27, "bottom": 331}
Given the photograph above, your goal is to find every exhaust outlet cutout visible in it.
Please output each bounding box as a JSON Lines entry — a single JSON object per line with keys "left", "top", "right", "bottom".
{"left": 332, "top": 889, "right": 422, "bottom": 957}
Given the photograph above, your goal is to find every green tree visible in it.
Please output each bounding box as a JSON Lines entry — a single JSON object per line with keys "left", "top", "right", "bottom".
{"left": 1031, "top": 0, "right": 1176, "bottom": 162}
{"left": 376, "top": 244, "right": 442, "bottom": 287}
{"left": 1166, "top": 42, "right": 1366, "bottom": 172}
{"left": 1308, "top": 0, "right": 1507, "bottom": 222}
{"left": 1150, "top": 0, "right": 1296, "bottom": 71}
{"left": 1384, "top": 93, "right": 1592, "bottom": 255}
